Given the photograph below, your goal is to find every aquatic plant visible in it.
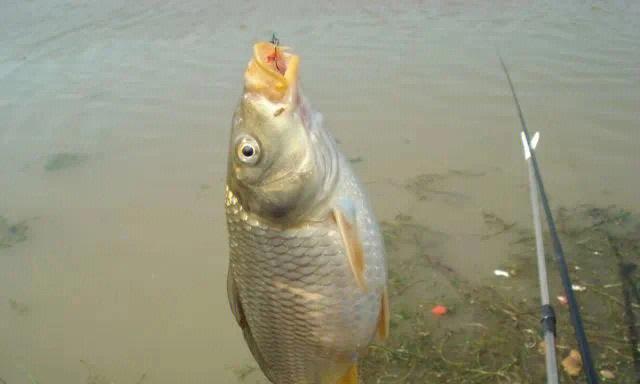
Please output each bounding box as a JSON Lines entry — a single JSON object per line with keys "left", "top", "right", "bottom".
{"left": 8, "top": 298, "right": 30, "bottom": 316}
{"left": 44, "top": 152, "right": 88, "bottom": 172}
{"left": 361, "top": 206, "right": 639, "bottom": 383}
{"left": 0, "top": 216, "right": 28, "bottom": 248}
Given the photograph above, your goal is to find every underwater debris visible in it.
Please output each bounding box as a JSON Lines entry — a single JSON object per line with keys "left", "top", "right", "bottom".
{"left": 135, "top": 373, "right": 147, "bottom": 384}
{"left": 572, "top": 284, "right": 587, "bottom": 292}
{"left": 404, "top": 170, "right": 484, "bottom": 204}
{"left": 13, "top": 363, "right": 40, "bottom": 384}
{"left": 232, "top": 364, "right": 258, "bottom": 381}
{"left": 493, "top": 269, "right": 511, "bottom": 278}
{"left": 600, "top": 369, "right": 615, "bottom": 379}
{"left": 81, "top": 360, "right": 113, "bottom": 384}
{"left": 431, "top": 305, "right": 448, "bottom": 316}
{"left": 80, "top": 360, "right": 146, "bottom": 384}
{"left": 482, "top": 211, "right": 517, "bottom": 239}
{"left": 44, "top": 152, "right": 88, "bottom": 172}
{"left": 0, "top": 216, "right": 28, "bottom": 248}
{"left": 561, "top": 349, "right": 583, "bottom": 377}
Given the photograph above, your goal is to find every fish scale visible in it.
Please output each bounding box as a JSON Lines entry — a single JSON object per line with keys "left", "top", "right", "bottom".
{"left": 226, "top": 179, "right": 383, "bottom": 383}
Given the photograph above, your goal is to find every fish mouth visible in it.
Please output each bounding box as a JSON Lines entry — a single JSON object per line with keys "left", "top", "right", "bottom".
{"left": 244, "top": 42, "right": 300, "bottom": 103}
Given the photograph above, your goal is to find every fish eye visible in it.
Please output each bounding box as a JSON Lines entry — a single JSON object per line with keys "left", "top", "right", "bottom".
{"left": 235, "top": 135, "right": 261, "bottom": 165}
{"left": 242, "top": 145, "right": 254, "bottom": 157}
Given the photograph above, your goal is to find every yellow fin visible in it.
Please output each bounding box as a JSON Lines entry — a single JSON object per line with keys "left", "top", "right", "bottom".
{"left": 336, "top": 364, "right": 359, "bottom": 384}
{"left": 332, "top": 208, "right": 367, "bottom": 292}
{"left": 376, "top": 286, "right": 390, "bottom": 341}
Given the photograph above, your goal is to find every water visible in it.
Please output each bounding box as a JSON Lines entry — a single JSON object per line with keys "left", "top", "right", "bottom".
{"left": 1, "top": 1, "right": 639, "bottom": 383}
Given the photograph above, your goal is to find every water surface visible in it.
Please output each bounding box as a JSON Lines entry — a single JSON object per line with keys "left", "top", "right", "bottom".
{"left": 1, "top": 1, "right": 639, "bottom": 383}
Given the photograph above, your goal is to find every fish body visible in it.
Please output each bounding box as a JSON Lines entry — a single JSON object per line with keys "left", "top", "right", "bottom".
{"left": 225, "top": 42, "right": 388, "bottom": 384}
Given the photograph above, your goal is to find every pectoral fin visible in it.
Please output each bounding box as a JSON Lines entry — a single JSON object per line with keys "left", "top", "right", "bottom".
{"left": 332, "top": 204, "right": 367, "bottom": 292}
{"left": 336, "top": 364, "right": 359, "bottom": 384}
{"left": 376, "top": 286, "right": 390, "bottom": 341}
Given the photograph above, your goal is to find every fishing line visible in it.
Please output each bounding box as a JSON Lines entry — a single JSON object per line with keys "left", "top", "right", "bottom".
{"left": 499, "top": 55, "right": 599, "bottom": 384}
{"left": 270, "top": 33, "right": 281, "bottom": 72}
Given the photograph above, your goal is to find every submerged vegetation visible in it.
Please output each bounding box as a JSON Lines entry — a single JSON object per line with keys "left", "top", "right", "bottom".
{"left": 361, "top": 205, "right": 640, "bottom": 383}
{"left": 404, "top": 170, "right": 485, "bottom": 203}
{"left": 44, "top": 152, "right": 88, "bottom": 172}
{"left": 8, "top": 298, "right": 30, "bottom": 316}
{"left": 0, "top": 216, "right": 28, "bottom": 248}
{"left": 81, "top": 360, "right": 147, "bottom": 384}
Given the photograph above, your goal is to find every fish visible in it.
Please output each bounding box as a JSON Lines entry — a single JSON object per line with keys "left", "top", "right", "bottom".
{"left": 224, "top": 41, "right": 389, "bottom": 384}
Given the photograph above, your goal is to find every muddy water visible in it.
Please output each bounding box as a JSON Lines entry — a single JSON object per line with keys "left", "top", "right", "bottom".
{"left": 1, "top": 1, "right": 639, "bottom": 383}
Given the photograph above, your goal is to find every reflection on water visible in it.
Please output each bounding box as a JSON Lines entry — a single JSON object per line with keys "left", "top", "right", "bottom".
{"left": 1, "top": 0, "right": 639, "bottom": 383}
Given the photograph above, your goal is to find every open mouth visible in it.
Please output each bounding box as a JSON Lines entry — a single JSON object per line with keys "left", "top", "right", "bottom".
{"left": 244, "top": 42, "right": 299, "bottom": 102}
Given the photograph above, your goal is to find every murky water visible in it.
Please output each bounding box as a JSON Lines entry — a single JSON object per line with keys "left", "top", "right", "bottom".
{"left": 1, "top": 1, "right": 639, "bottom": 383}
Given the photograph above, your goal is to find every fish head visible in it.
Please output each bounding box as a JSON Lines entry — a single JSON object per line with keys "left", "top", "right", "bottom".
{"left": 227, "top": 42, "right": 337, "bottom": 224}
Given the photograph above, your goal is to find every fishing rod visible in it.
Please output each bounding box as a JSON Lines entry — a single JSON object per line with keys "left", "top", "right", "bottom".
{"left": 520, "top": 131, "right": 559, "bottom": 384}
{"left": 499, "top": 55, "right": 599, "bottom": 384}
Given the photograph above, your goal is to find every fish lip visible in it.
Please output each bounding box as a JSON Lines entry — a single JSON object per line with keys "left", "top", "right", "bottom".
{"left": 244, "top": 42, "right": 300, "bottom": 103}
